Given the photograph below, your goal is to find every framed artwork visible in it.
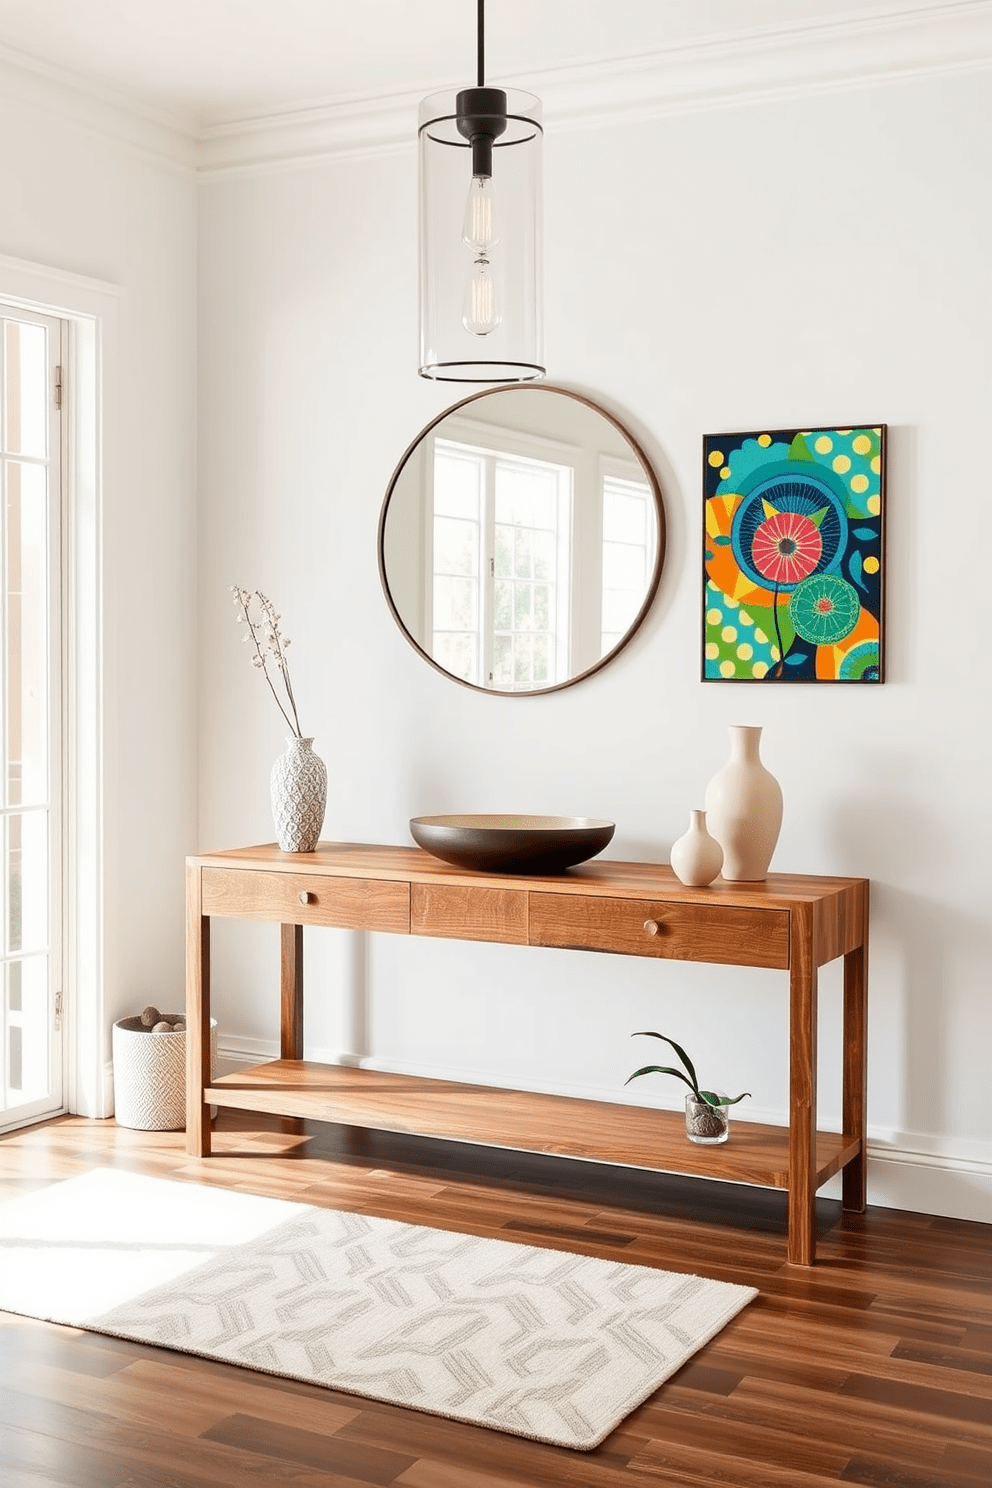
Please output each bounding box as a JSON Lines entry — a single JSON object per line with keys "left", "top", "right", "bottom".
{"left": 702, "top": 424, "right": 885, "bottom": 683}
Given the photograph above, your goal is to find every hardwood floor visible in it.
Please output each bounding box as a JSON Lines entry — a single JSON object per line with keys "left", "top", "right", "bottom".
{"left": 1, "top": 1110, "right": 989, "bottom": 1487}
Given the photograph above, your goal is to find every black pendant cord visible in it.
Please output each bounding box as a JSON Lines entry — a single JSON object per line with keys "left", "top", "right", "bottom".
{"left": 456, "top": 0, "right": 505, "bottom": 177}
{"left": 477, "top": 0, "right": 485, "bottom": 86}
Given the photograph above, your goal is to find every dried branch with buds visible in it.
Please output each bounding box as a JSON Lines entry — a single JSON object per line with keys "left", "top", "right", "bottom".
{"left": 230, "top": 585, "right": 303, "bottom": 738}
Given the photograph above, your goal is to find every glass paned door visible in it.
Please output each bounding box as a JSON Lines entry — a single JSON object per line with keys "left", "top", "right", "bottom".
{"left": 1, "top": 307, "right": 63, "bottom": 1130}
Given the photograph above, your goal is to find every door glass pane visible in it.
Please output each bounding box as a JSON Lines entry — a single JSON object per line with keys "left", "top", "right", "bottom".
{"left": 6, "top": 461, "right": 49, "bottom": 807}
{"left": 492, "top": 633, "right": 512, "bottom": 686}
{"left": 494, "top": 456, "right": 568, "bottom": 691}
{"left": 433, "top": 633, "right": 476, "bottom": 683}
{"left": 4, "top": 321, "right": 48, "bottom": 459}
{"left": 7, "top": 813, "right": 21, "bottom": 952}
{"left": 433, "top": 575, "right": 478, "bottom": 632}
{"left": 433, "top": 516, "right": 478, "bottom": 577}
{"left": 6, "top": 956, "right": 48, "bottom": 1103}
{"left": 9, "top": 810, "right": 48, "bottom": 954}
{"left": 433, "top": 446, "right": 481, "bottom": 519}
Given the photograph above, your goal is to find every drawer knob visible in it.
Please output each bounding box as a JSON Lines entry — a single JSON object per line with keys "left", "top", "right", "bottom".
{"left": 299, "top": 891, "right": 312, "bottom": 905}
{"left": 643, "top": 918, "right": 660, "bottom": 936}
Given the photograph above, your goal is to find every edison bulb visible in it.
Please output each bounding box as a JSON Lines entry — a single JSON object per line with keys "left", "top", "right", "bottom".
{"left": 462, "top": 174, "right": 499, "bottom": 251}
{"left": 462, "top": 255, "right": 500, "bottom": 335}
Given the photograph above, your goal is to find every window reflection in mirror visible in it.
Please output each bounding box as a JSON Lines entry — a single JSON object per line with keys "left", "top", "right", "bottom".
{"left": 379, "top": 387, "right": 664, "bottom": 695}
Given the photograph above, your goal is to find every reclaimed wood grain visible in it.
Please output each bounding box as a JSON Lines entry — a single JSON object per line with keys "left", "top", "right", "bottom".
{"left": 280, "top": 923, "right": 303, "bottom": 1061}
{"left": 842, "top": 935, "right": 869, "bottom": 1214}
{"left": 789, "top": 900, "right": 818, "bottom": 1266}
{"left": 201, "top": 865, "right": 411, "bottom": 933}
{"left": 196, "top": 842, "right": 864, "bottom": 919}
{"left": 411, "top": 883, "right": 528, "bottom": 944}
{"left": 529, "top": 891, "right": 790, "bottom": 967}
{"left": 206, "top": 1061, "right": 859, "bottom": 1190}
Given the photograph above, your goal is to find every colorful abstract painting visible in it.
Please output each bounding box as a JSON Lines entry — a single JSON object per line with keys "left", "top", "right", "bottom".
{"left": 703, "top": 425, "right": 885, "bottom": 683}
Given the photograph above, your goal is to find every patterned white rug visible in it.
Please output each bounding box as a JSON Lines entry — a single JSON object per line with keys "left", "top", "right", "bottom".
{"left": 0, "top": 1168, "right": 756, "bottom": 1450}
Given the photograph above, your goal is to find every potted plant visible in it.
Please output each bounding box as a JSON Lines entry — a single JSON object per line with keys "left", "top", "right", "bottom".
{"left": 627, "top": 1031, "right": 750, "bottom": 1144}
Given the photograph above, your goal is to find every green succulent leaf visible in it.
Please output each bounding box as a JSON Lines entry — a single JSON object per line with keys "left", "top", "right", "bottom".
{"left": 627, "top": 1035, "right": 750, "bottom": 1109}
{"left": 625, "top": 1065, "right": 697, "bottom": 1093}
{"left": 631, "top": 1032, "right": 700, "bottom": 1094}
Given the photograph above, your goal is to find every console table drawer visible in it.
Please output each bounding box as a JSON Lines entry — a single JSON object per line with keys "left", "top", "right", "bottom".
{"left": 200, "top": 868, "right": 410, "bottom": 933}
{"left": 411, "top": 883, "right": 528, "bottom": 944}
{"left": 529, "top": 893, "right": 790, "bottom": 968}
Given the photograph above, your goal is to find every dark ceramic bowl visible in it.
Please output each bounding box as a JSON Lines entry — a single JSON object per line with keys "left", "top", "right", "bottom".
{"left": 409, "top": 814, "right": 615, "bottom": 875}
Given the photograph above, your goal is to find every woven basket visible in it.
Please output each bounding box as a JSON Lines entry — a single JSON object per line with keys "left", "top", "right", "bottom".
{"left": 112, "top": 1015, "right": 218, "bottom": 1131}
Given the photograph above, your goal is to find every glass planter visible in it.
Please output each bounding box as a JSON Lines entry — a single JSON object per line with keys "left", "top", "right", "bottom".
{"left": 685, "top": 1095, "right": 730, "bottom": 1144}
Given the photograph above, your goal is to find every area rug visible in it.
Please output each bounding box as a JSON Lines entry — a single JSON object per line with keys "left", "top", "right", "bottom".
{"left": 0, "top": 1168, "right": 756, "bottom": 1450}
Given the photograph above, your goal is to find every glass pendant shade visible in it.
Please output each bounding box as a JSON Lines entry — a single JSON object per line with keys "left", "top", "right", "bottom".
{"left": 419, "top": 88, "right": 543, "bottom": 382}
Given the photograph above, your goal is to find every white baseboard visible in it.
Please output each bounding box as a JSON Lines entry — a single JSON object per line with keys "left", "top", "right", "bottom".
{"left": 845, "top": 1144, "right": 992, "bottom": 1225}
{"left": 216, "top": 1039, "right": 992, "bottom": 1227}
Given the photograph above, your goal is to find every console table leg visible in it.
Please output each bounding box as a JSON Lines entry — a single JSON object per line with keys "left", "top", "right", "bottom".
{"left": 788, "top": 904, "right": 818, "bottom": 1265}
{"left": 281, "top": 923, "right": 304, "bottom": 1060}
{"left": 842, "top": 936, "right": 869, "bottom": 1213}
{"left": 185, "top": 863, "right": 211, "bottom": 1157}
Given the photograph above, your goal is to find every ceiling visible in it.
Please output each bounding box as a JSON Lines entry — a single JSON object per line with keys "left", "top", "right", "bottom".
{"left": 0, "top": 0, "right": 951, "bottom": 130}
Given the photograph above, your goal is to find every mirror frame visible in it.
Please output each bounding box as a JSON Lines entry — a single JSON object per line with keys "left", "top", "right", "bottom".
{"left": 378, "top": 384, "right": 666, "bottom": 697}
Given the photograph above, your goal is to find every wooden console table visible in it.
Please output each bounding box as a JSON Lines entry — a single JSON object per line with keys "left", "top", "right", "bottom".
{"left": 185, "top": 843, "right": 869, "bottom": 1266}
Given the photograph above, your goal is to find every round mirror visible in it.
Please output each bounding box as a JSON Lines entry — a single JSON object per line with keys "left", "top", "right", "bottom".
{"left": 378, "top": 386, "right": 665, "bottom": 695}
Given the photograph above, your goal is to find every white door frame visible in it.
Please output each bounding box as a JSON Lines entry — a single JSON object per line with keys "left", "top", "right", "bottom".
{"left": 0, "top": 253, "right": 122, "bottom": 1119}
{"left": 0, "top": 301, "right": 64, "bottom": 1129}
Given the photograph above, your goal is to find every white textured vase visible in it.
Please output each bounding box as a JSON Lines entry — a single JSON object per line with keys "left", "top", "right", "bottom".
{"left": 270, "top": 736, "right": 327, "bottom": 852}
{"left": 670, "top": 809, "right": 723, "bottom": 887}
{"left": 704, "top": 725, "right": 783, "bottom": 881}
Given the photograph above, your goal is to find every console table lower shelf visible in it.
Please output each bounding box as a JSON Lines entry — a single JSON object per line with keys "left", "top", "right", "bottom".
{"left": 207, "top": 1060, "right": 862, "bottom": 1193}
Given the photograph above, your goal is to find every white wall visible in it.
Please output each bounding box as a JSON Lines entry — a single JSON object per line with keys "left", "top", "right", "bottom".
{"left": 198, "top": 56, "right": 992, "bottom": 1222}
{"left": 0, "top": 65, "right": 199, "bottom": 1107}
{"left": 196, "top": 57, "right": 990, "bottom": 1222}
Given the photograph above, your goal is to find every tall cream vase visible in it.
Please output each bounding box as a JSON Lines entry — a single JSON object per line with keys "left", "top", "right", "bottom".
{"left": 704, "top": 725, "right": 783, "bottom": 881}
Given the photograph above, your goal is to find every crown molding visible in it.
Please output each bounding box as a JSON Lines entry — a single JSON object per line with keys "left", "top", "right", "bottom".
{"left": 0, "top": 43, "right": 197, "bottom": 176}
{"left": 197, "top": 1, "right": 992, "bottom": 180}
{"left": 196, "top": 87, "right": 422, "bottom": 180}
{"left": 542, "top": 0, "right": 992, "bottom": 129}
{"left": 2, "top": 3, "right": 989, "bottom": 182}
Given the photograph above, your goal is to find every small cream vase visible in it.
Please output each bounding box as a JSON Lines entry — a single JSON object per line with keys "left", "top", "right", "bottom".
{"left": 670, "top": 809, "right": 723, "bottom": 887}
{"left": 704, "top": 724, "right": 783, "bottom": 881}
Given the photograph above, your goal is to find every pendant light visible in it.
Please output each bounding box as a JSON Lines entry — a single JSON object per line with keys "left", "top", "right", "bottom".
{"left": 418, "top": 0, "right": 544, "bottom": 382}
